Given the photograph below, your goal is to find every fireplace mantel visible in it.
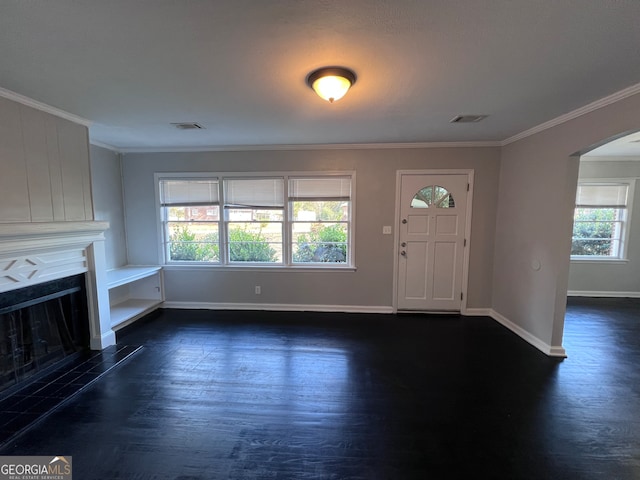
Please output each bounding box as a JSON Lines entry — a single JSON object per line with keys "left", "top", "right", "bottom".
{"left": 0, "top": 220, "right": 115, "bottom": 350}
{"left": 0, "top": 221, "right": 109, "bottom": 252}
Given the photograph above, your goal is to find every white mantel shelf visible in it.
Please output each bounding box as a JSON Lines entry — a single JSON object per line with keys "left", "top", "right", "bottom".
{"left": 0, "top": 221, "right": 110, "bottom": 259}
{"left": 0, "top": 221, "right": 109, "bottom": 238}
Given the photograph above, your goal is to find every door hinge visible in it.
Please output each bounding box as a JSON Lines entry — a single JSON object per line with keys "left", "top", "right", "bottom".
{"left": 467, "top": 183, "right": 470, "bottom": 191}
{"left": 464, "top": 238, "right": 467, "bottom": 247}
{"left": 461, "top": 292, "right": 464, "bottom": 301}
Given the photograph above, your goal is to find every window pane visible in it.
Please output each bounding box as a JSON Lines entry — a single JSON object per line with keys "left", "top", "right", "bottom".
{"left": 292, "top": 223, "right": 348, "bottom": 263}
{"left": 167, "top": 222, "right": 219, "bottom": 262}
{"left": 411, "top": 187, "right": 432, "bottom": 208}
{"left": 160, "top": 180, "right": 219, "bottom": 206}
{"left": 292, "top": 201, "right": 348, "bottom": 222}
{"left": 289, "top": 177, "right": 351, "bottom": 201}
{"left": 227, "top": 208, "right": 283, "bottom": 222}
{"left": 571, "top": 207, "right": 623, "bottom": 257}
{"left": 576, "top": 184, "right": 628, "bottom": 207}
{"left": 227, "top": 222, "right": 282, "bottom": 263}
{"left": 571, "top": 238, "right": 619, "bottom": 257}
{"left": 436, "top": 194, "right": 455, "bottom": 208}
{"left": 167, "top": 205, "right": 219, "bottom": 221}
{"left": 225, "top": 178, "right": 284, "bottom": 208}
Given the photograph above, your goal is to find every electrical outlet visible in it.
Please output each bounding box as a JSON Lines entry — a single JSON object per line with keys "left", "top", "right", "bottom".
{"left": 383, "top": 226, "right": 392, "bottom": 234}
{"left": 255, "top": 286, "right": 261, "bottom": 295}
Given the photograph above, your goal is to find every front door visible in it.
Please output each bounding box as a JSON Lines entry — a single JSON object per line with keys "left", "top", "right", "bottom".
{"left": 397, "top": 173, "right": 469, "bottom": 311}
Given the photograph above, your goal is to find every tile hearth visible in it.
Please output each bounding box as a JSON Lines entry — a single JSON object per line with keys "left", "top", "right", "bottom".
{"left": 0, "top": 344, "right": 141, "bottom": 446}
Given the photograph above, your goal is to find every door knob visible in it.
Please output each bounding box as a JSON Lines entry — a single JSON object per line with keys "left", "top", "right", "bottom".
{"left": 400, "top": 250, "right": 406, "bottom": 256}
{"left": 401, "top": 242, "right": 406, "bottom": 247}
{"left": 402, "top": 219, "right": 407, "bottom": 224}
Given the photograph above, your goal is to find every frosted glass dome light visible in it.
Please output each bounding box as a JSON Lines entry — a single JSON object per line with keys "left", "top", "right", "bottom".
{"left": 306, "top": 67, "right": 357, "bottom": 103}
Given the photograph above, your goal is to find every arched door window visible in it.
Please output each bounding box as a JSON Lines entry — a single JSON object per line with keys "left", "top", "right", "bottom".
{"left": 410, "top": 185, "right": 455, "bottom": 209}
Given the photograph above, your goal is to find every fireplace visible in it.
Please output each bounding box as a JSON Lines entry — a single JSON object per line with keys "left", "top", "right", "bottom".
{"left": 0, "top": 221, "right": 114, "bottom": 360}
{"left": 0, "top": 274, "right": 89, "bottom": 394}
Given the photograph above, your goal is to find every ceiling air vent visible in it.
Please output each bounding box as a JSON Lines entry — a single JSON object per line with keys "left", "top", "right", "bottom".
{"left": 171, "top": 122, "right": 205, "bottom": 130}
{"left": 450, "top": 115, "right": 488, "bottom": 124}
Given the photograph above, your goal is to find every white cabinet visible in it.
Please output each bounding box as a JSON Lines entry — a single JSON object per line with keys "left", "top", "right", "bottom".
{"left": 106, "top": 266, "right": 164, "bottom": 330}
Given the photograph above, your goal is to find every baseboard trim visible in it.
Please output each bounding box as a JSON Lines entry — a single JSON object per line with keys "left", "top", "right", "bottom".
{"left": 461, "top": 308, "right": 492, "bottom": 317}
{"left": 489, "top": 309, "right": 567, "bottom": 358}
{"left": 567, "top": 290, "right": 640, "bottom": 298}
{"left": 90, "top": 330, "right": 117, "bottom": 350}
{"left": 161, "top": 301, "right": 394, "bottom": 314}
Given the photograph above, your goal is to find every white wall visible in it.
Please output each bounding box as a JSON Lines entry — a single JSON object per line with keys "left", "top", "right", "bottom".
{"left": 568, "top": 158, "right": 640, "bottom": 295}
{"left": 0, "top": 96, "right": 93, "bottom": 223}
{"left": 121, "top": 147, "right": 500, "bottom": 310}
{"left": 90, "top": 145, "right": 128, "bottom": 269}
{"left": 493, "top": 92, "right": 640, "bottom": 353}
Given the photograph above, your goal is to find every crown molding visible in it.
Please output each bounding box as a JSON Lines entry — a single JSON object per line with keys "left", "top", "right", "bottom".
{"left": 502, "top": 82, "right": 640, "bottom": 146}
{"left": 118, "top": 141, "right": 501, "bottom": 154}
{"left": 580, "top": 155, "right": 640, "bottom": 162}
{"left": 0, "top": 86, "right": 92, "bottom": 127}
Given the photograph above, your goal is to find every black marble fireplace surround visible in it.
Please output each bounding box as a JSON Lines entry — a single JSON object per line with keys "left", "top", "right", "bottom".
{"left": 0, "top": 274, "right": 89, "bottom": 395}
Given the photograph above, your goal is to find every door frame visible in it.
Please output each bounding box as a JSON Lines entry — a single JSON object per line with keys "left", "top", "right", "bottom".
{"left": 392, "top": 169, "right": 475, "bottom": 313}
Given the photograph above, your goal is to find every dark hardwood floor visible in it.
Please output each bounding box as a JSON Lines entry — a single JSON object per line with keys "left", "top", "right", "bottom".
{"left": 0, "top": 299, "right": 638, "bottom": 479}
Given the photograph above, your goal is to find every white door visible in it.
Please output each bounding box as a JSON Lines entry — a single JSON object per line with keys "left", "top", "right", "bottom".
{"left": 397, "top": 173, "right": 469, "bottom": 311}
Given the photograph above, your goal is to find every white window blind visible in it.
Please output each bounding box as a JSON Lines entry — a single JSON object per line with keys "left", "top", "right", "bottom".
{"left": 160, "top": 180, "right": 219, "bottom": 206}
{"left": 224, "top": 178, "right": 284, "bottom": 209}
{"left": 575, "top": 184, "right": 628, "bottom": 208}
{"left": 289, "top": 177, "right": 351, "bottom": 201}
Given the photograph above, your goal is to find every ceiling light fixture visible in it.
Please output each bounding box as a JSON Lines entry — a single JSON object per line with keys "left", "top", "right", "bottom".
{"left": 306, "top": 67, "right": 357, "bottom": 103}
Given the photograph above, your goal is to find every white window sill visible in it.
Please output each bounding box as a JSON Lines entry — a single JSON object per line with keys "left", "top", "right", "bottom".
{"left": 570, "top": 257, "right": 630, "bottom": 265}
{"left": 162, "top": 264, "right": 357, "bottom": 273}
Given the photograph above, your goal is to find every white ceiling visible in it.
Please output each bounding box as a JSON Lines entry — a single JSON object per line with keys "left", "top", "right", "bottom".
{"left": 2, "top": 0, "right": 640, "bottom": 151}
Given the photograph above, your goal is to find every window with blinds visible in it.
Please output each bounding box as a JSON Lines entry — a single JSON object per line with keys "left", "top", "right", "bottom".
{"left": 157, "top": 173, "right": 354, "bottom": 266}
{"left": 224, "top": 178, "right": 284, "bottom": 263}
{"left": 572, "top": 182, "right": 632, "bottom": 259}
{"left": 290, "top": 177, "right": 351, "bottom": 264}
{"left": 159, "top": 179, "right": 221, "bottom": 262}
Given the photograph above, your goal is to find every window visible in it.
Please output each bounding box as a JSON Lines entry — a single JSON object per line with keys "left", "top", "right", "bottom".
{"left": 571, "top": 181, "right": 634, "bottom": 259}
{"left": 225, "top": 178, "right": 284, "bottom": 263}
{"left": 410, "top": 185, "right": 455, "bottom": 209}
{"left": 290, "top": 176, "right": 351, "bottom": 264}
{"left": 160, "top": 179, "right": 220, "bottom": 262}
{"left": 158, "top": 173, "right": 354, "bottom": 267}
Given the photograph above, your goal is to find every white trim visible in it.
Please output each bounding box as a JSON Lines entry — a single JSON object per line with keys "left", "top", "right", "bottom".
{"left": 462, "top": 308, "right": 492, "bottom": 316}
{"left": 503, "top": 82, "right": 640, "bottom": 146}
{"left": 0, "top": 86, "right": 92, "bottom": 127}
{"left": 392, "top": 169, "right": 474, "bottom": 313}
{"left": 567, "top": 290, "right": 640, "bottom": 298}
{"left": 120, "top": 141, "right": 500, "bottom": 154}
{"left": 580, "top": 156, "right": 640, "bottom": 162}
{"left": 89, "top": 329, "right": 117, "bottom": 351}
{"left": 489, "top": 309, "right": 567, "bottom": 358}
{"left": 570, "top": 258, "right": 630, "bottom": 264}
{"left": 162, "top": 264, "right": 357, "bottom": 273}
{"left": 161, "top": 301, "right": 393, "bottom": 314}
{"left": 90, "top": 140, "right": 121, "bottom": 153}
